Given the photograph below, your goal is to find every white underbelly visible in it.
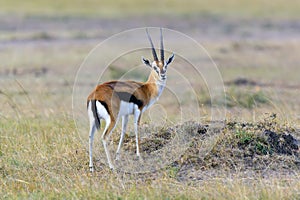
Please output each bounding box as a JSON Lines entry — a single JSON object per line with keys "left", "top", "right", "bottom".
{"left": 118, "top": 101, "right": 136, "bottom": 116}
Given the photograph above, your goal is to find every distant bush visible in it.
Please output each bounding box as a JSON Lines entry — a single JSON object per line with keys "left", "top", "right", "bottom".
{"left": 224, "top": 87, "right": 269, "bottom": 108}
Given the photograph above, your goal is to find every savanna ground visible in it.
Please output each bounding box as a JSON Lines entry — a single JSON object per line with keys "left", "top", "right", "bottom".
{"left": 1, "top": 0, "right": 300, "bottom": 199}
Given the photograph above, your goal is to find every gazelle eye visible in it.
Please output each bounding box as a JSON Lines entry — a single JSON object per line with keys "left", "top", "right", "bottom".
{"left": 153, "top": 66, "right": 159, "bottom": 73}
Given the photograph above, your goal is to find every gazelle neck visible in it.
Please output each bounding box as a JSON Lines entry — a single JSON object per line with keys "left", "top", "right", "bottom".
{"left": 141, "top": 70, "right": 166, "bottom": 112}
{"left": 146, "top": 70, "right": 166, "bottom": 99}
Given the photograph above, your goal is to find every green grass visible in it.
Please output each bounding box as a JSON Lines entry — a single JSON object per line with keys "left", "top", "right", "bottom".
{"left": 0, "top": 0, "right": 300, "bottom": 18}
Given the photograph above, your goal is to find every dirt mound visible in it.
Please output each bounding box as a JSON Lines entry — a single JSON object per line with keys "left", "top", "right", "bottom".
{"left": 264, "top": 130, "right": 299, "bottom": 155}
{"left": 113, "top": 114, "right": 299, "bottom": 180}
{"left": 172, "top": 115, "right": 300, "bottom": 181}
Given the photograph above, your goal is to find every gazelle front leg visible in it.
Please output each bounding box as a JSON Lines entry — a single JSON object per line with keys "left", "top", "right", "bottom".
{"left": 115, "top": 115, "right": 129, "bottom": 161}
{"left": 133, "top": 107, "right": 142, "bottom": 159}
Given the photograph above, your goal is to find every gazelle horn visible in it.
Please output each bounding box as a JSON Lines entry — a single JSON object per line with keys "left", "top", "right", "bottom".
{"left": 160, "top": 28, "right": 164, "bottom": 62}
{"left": 146, "top": 28, "right": 158, "bottom": 61}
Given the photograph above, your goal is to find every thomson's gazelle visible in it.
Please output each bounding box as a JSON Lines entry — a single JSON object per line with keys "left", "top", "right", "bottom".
{"left": 87, "top": 28, "right": 174, "bottom": 171}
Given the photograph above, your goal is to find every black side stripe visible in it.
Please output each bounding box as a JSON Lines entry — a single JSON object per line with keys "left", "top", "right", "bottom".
{"left": 90, "top": 100, "right": 101, "bottom": 130}
{"left": 115, "top": 92, "right": 143, "bottom": 108}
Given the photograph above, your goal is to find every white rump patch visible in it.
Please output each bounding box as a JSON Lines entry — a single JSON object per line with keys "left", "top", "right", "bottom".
{"left": 87, "top": 100, "right": 111, "bottom": 127}
{"left": 95, "top": 101, "right": 110, "bottom": 123}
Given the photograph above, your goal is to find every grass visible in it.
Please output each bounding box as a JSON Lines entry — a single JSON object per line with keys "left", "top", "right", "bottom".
{"left": 0, "top": 63, "right": 299, "bottom": 199}
{"left": 1, "top": 113, "right": 299, "bottom": 199}
{"left": 225, "top": 87, "right": 269, "bottom": 109}
{"left": 197, "top": 85, "right": 270, "bottom": 109}
{"left": 0, "top": 0, "right": 300, "bottom": 18}
{"left": 109, "top": 65, "right": 148, "bottom": 81}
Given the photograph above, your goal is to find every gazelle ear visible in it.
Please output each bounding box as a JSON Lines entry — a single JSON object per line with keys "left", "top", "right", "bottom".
{"left": 166, "top": 54, "right": 175, "bottom": 65}
{"left": 142, "top": 57, "right": 151, "bottom": 67}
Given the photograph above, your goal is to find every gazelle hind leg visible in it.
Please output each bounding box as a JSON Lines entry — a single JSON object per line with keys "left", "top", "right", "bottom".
{"left": 102, "top": 117, "right": 118, "bottom": 170}
{"left": 88, "top": 122, "right": 96, "bottom": 172}
{"left": 87, "top": 101, "right": 100, "bottom": 172}
{"left": 116, "top": 115, "right": 129, "bottom": 161}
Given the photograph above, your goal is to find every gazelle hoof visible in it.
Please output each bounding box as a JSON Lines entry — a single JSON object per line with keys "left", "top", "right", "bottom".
{"left": 138, "top": 156, "right": 144, "bottom": 162}
{"left": 134, "top": 154, "right": 143, "bottom": 162}
{"left": 89, "top": 166, "right": 94, "bottom": 173}
{"left": 115, "top": 153, "right": 120, "bottom": 161}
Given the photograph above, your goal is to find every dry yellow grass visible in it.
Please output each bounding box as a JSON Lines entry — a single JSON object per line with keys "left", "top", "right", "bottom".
{"left": 1, "top": 114, "right": 299, "bottom": 199}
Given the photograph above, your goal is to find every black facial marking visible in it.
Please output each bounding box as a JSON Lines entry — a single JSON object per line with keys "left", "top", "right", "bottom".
{"left": 115, "top": 92, "right": 144, "bottom": 108}
{"left": 153, "top": 66, "right": 159, "bottom": 74}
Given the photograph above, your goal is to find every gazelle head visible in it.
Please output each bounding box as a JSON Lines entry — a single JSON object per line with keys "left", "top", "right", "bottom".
{"left": 142, "top": 28, "right": 175, "bottom": 81}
